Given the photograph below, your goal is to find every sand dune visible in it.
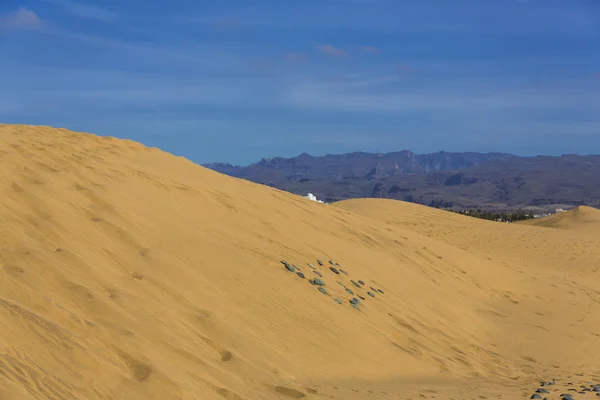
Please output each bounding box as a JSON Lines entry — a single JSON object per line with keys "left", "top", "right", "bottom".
{"left": 1, "top": 124, "right": 599, "bottom": 400}
{"left": 519, "top": 206, "right": 600, "bottom": 237}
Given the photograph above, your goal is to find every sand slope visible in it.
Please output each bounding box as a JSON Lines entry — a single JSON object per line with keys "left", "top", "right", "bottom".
{"left": 1, "top": 124, "right": 599, "bottom": 400}
{"left": 519, "top": 206, "right": 600, "bottom": 237}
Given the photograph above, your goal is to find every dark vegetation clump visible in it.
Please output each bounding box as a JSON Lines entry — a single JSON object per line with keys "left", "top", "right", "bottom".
{"left": 452, "top": 208, "right": 535, "bottom": 223}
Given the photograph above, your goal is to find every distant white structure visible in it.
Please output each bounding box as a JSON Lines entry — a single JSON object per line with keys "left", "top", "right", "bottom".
{"left": 306, "top": 193, "right": 325, "bottom": 203}
{"left": 533, "top": 211, "right": 560, "bottom": 219}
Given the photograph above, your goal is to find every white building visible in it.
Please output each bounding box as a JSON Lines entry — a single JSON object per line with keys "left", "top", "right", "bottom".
{"left": 306, "top": 193, "right": 325, "bottom": 203}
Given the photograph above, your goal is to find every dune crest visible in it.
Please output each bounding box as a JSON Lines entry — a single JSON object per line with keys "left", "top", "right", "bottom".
{"left": 1, "top": 124, "right": 599, "bottom": 399}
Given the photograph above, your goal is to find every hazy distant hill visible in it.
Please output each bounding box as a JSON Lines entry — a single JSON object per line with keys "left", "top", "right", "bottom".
{"left": 204, "top": 151, "right": 600, "bottom": 211}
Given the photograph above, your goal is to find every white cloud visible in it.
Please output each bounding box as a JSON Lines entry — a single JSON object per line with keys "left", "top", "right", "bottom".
{"left": 0, "top": 8, "right": 43, "bottom": 31}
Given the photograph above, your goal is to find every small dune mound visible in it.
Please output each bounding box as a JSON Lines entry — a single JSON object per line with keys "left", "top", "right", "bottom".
{"left": 519, "top": 206, "right": 600, "bottom": 236}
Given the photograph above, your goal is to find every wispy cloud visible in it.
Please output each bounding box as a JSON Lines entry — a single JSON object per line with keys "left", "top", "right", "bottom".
{"left": 358, "top": 45, "right": 378, "bottom": 54}
{"left": 317, "top": 44, "right": 348, "bottom": 58}
{"left": 208, "top": 17, "right": 243, "bottom": 30}
{"left": 35, "top": 26, "right": 244, "bottom": 73}
{"left": 284, "top": 52, "right": 309, "bottom": 63}
{"left": 1, "top": 65, "right": 276, "bottom": 115}
{"left": 394, "top": 63, "right": 412, "bottom": 74}
{"left": 281, "top": 74, "right": 600, "bottom": 115}
{"left": 247, "top": 59, "right": 278, "bottom": 73}
{"left": 41, "top": 0, "right": 118, "bottom": 23}
{"left": 2, "top": 0, "right": 599, "bottom": 162}
{"left": 0, "top": 8, "right": 44, "bottom": 31}
{"left": 179, "top": 16, "right": 243, "bottom": 30}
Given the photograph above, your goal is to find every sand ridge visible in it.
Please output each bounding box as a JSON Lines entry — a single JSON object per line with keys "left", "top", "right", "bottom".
{"left": 1, "top": 124, "right": 599, "bottom": 399}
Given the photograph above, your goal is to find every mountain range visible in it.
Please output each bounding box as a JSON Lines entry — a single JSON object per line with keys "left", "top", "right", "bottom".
{"left": 204, "top": 150, "right": 600, "bottom": 211}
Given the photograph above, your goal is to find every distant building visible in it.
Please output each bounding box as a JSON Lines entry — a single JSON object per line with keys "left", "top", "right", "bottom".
{"left": 306, "top": 193, "right": 325, "bottom": 203}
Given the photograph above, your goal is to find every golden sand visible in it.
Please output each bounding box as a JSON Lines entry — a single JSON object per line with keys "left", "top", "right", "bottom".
{"left": 1, "top": 124, "right": 599, "bottom": 399}
{"left": 519, "top": 205, "right": 600, "bottom": 237}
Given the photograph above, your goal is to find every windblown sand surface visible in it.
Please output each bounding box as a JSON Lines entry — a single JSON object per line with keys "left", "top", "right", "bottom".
{"left": 519, "top": 206, "right": 600, "bottom": 237}
{"left": 1, "top": 124, "right": 599, "bottom": 400}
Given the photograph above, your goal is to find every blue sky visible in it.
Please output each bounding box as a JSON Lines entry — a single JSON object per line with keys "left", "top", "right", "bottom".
{"left": 1, "top": 0, "right": 599, "bottom": 165}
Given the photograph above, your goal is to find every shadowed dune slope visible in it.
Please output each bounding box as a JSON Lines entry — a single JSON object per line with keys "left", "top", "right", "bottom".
{"left": 1, "top": 124, "right": 599, "bottom": 400}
